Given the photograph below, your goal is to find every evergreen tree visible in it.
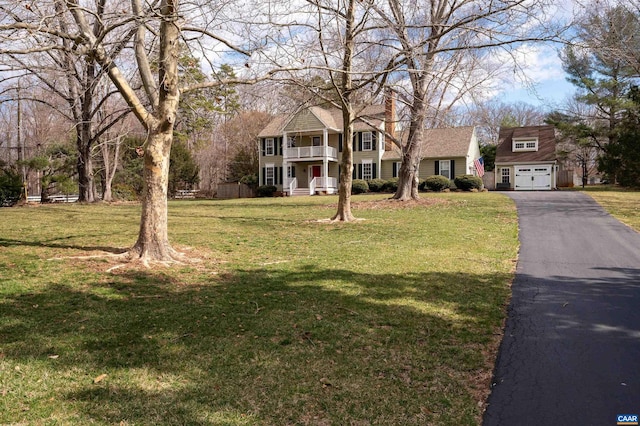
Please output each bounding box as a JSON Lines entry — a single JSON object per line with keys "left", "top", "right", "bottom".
{"left": 604, "top": 86, "right": 640, "bottom": 187}
{"left": 168, "top": 140, "right": 200, "bottom": 196}
{"left": 562, "top": 5, "right": 639, "bottom": 133}
{"left": 555, "top": 4, "right": 640, "bottom": 185}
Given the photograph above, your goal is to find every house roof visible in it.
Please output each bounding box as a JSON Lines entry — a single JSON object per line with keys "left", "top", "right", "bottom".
{"left": 495, "top": 125, "right": 557, "bottom": 164}
{"left": 381, "top": 126, "right": 476, "bottom": 160}
{"left": 257, "top": 104, "right": 385, "bottom": 138}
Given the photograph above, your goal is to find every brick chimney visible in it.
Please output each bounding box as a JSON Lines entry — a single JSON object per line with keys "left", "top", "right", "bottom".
{"left": 384, "top": 88, "right": 396, "bottom": 151}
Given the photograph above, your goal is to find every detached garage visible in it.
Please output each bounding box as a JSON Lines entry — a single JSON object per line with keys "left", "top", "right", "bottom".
{"left": 494, "top": 125, "right": 558, "bottom": 191}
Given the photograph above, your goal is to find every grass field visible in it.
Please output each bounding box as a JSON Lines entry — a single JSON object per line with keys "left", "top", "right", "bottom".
{"left": 581, "top": 187, "right": 640, "bottom": 232}
{"left": 0, "top": 193, "right": 518, "bottom": 425}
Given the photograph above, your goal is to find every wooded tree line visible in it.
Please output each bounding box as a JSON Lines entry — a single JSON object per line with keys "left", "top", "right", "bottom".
{"left": 0, "top": 0, "right": 638, "bottom": 263}
{"left": 548, "top": 2, "right": 640, "bottom": 187}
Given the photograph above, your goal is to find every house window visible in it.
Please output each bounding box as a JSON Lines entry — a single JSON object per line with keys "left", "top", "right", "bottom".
{"left": 287, "top": 165, "right": 295, "bottom": 179}
{"left": 287, "top": 136, "right": 296, "bottom": 148}
{"left": 312, "top": 136, "right": 321, "bottom": 146}
{"left": 501, "top": 168, "right": 510, "bottom": 184}
{"left": 513, "top": 138, "right": 538, "bottom": 152}
{"left": 265, "top": 165, "right": 275, "bottom": 185}
{"left": 439, "top": 160, "right": 451, "bottom": 179}
{"left": 362, "top": 132, "right": 373, "bottom": 151}
{"left": 362, "top": 160, "right": 373, "bottom": 180}
{"left": 393, "top": 161, "right": 402, "bottom": 178}
{"left": 265, "top": 138, "right": 275, "bottom": 156}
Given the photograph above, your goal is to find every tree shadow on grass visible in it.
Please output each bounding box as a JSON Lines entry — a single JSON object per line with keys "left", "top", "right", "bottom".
{"left": 1, "top": 266, "right": 511, "bottom": 425}
{"left": 0, "top": 237, "right": 128, "bottom": 254}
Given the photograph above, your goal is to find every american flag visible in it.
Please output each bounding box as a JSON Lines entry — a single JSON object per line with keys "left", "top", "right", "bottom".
{"left": 474, "top": 157, "right": 485, "bottom": 177}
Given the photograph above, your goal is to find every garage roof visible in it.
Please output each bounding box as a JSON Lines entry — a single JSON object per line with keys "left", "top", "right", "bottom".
{"left": 495, "top": 125, "right": 557, "bottom": 164}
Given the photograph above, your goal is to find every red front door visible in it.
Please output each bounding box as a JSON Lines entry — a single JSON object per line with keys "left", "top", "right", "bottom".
{"left": 311, "top": 165, "right": 322, "bottom": 178}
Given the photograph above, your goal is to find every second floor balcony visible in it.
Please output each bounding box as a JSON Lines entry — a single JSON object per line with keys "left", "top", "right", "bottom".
{"left": 284, "top": 145, "right": 338, "bottom": 162}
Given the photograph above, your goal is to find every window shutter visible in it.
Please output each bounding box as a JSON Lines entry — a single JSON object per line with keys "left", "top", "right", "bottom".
{"left": 435, "top": 160, "right": 440, "bottom": 175}
{"left": 352, "top": 165, "right": 357, "bottom": 179}
{"left": 358, "top": 132, "right": 363, "bottom": 152}
{"left": 450, "top": 160, "right": 455, "bottom": 179}
{"left": 372, "top": 132, "right": 377, "bottom": 150}
{"left": 392, "top": 162, "right": 398, "bottom": 178}
{"left": 262, "top": 167, "right": 266, "bottom": 185}
{"left": 338, "top": 165, "right": 341, "bottom": 182}
{"left": 279, "top": 138, "right": 284, "bottom": 156}
{"left": 339, "top": 134, "right": 343, "bottom": 152}
{"left": 291, "top": 166, "right": 296, "bottom": 178}
{"left": 372, "top": 163, "right": 377, "bottom": 179}
{"left": 261, "top": 139, "right": 266, "bottom": 156}
{"left": 278, "top": 167, "right": 283, "bottom": 185}
{"left": 358, "top": 163, "right": 363, "bottom": 179}
{"left": 352, "top": 133, "right": 357, "bottom": 152}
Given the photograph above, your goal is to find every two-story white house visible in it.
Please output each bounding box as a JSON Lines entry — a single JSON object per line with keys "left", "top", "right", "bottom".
{"left": 258, "top": 97, "right": 483, "bottom": 195}
{"left": 257, "top": 103, "right": 388, "bottom": 196}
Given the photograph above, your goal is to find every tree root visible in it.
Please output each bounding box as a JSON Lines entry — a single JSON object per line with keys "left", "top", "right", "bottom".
{"left": 48, "top": 244, "right": 203, "bottom": 272}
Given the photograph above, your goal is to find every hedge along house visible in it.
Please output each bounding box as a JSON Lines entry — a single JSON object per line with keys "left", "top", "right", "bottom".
{"left": 380, "top": 126, "right": 482, "bottom": 182}
{"left": 494, "top": 125, "right": 558, "bottom": 191}
{"left": 257, "top": 99, "right": 392, "bottom": 196}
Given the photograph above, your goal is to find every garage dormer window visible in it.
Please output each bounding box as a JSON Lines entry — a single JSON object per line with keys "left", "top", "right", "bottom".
{"left": 513, "top": 138, "right": 538, "bottom": 152}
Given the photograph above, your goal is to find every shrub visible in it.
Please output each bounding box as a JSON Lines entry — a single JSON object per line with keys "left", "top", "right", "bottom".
{"left": 256, "top": 185, "right": 278, "bottom": 197}
{"left": 367, "top": 178, "right": 387, "bottom": 192}
{"left": 382, "top": 178, "right": 398, "bottom": 193}
{"left": 239, "top": 174, "right": 258, "bottom": 188}
{"left": 112, "top": 183, "right": 139, "bottom": 201}
{"left": 422, "top": 175, "right": 451, "bottom": 192}
{"left": 351, "top": 179, "right": 369, "bottom": 194}
{"left": 0, "top": 168, "right": 22, "bottom": 207}
{"left": 454, "top": 174, "right": 483, "bottom": 191}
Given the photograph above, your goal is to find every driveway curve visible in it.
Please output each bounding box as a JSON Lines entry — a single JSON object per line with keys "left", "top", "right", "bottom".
{"left": 483, "top": 191, "right": 640, "bottom": 426}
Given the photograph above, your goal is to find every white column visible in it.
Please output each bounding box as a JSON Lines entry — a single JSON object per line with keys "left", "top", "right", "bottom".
{"left": 282, "top": 131, "right": 288, "bottom": 159}
{"left": 323, "top": 129, "right": 329, "bottom": 190}
{"left": 282, "top": 132, "right": 289, "bottom": 191}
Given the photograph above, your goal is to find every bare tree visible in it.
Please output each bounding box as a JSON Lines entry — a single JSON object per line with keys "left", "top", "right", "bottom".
{"left": 463, "top": 100, "right": 549, "bottom": 145}
{"left": 280, "top": 0, "right": 395, "bottom": 221}
{"left": 1, "top": 2, "right": 134, "bottom": 203}
{"left": 0, "top": 0, "right": 273, "bottom": 264}
{"left": 369, "top": 0, "right": 562, "bottom": 200}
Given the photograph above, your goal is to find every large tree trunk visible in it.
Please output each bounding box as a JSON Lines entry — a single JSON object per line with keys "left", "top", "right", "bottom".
{"left": 394, "top": 148, "right": 421, "bottom": 200}
{"left": 77, "top": 139, "right": 95, "bottom": 202}
{"left": 331, "top": 0, "right": 357, "bottom": 222}
{"left": 332, "top": 107, "right": 355, "bottom": 221}
{"left": 129, "top": 129, "right": 179, "bottom": 262}
{"left": 77, "top": 59, "right": 98, "bottom": 203}
{"left": 127, "top": 0, "right": 181, "bottom": 263}
{"left": 100, "top": 137, "right": 119, "bottom": 202}
{"left": 393, "top": 98, "right": 426, "bottom": 201}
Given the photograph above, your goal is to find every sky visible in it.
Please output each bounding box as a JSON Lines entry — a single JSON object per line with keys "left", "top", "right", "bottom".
{"left": 493, "top": 0, "right": 580, "bottom": 110}
{"left": 501, "top": 45, "right": 575, "bottom": 110}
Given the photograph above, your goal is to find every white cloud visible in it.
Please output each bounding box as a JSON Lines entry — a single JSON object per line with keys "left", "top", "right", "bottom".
{"left": 482, "top": 43, "right": 574, "bottom": 106}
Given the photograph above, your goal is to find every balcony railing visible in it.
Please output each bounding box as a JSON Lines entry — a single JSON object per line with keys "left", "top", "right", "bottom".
{"left": 285, "top": 177, "right": 338, "bottom": 195}
{"left": 284, "top": 146, "right": 338, "bottom": 161}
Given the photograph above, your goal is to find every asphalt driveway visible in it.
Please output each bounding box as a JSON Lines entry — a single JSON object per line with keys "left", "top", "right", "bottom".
{"left": 483, "top": 191, "right": 640, "bottom": 426}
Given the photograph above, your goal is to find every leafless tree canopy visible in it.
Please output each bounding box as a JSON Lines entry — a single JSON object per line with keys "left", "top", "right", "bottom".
{"left": 0, "top": 0, "right": 571, "bottom": 261}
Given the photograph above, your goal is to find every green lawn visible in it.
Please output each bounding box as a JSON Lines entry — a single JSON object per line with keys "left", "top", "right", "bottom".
{"left": 0, "top": 193, "right": 518, "bottom": 425}
{"left": 582, "top": 187, "right": 640, "bottom": 232}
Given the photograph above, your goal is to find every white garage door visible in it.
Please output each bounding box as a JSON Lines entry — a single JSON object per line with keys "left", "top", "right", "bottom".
{"left": 515, "top": 165, "right": 552, "bottom": 190}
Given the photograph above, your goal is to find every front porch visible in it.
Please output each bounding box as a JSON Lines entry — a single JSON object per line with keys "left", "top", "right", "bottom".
{"left": 284, "top": 176, "right": 338, "bottom": 196}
